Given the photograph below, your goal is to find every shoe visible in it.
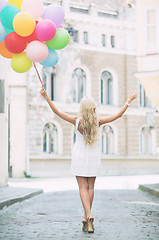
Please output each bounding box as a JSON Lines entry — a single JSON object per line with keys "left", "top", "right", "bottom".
{"left": 82, "top": 219, "right": 88, "bottom": 232}
{"left": 87, "top": 217, "right": 94, "bottom": 233}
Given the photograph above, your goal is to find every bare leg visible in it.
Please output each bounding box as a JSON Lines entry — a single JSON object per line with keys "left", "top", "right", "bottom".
{"left": 88, "top": 177, "right": 96, "bottom": 209}
{"left": 84, "top": 177, "right": 96, "bottom": 219}
{"left": 76, "top": 176, "right": 92, "bottom": 219}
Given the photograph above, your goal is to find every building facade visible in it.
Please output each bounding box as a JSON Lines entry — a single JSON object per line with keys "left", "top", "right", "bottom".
{"left": 0, "top": 58, "right": 9, "bottom": 186}
{"left": 26, "top": 0, "right": 159, "bottom": 177}
{"left": 1, "top": 0, "right": 158, "bottom": 178}
{"left": 136, "top": 0, "right": 159, "bottom": 156}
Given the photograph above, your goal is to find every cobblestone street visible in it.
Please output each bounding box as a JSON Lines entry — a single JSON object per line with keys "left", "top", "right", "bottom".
{"left": 0, "top": 186, "right": 159, "bottom": 240}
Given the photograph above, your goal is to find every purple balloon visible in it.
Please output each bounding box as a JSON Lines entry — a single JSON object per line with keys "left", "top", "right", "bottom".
{"left": 43, "top": 4, "right": 64, "bottom": 27}
{"left": 0, "top": 0, "right": 8, "bottom": 12}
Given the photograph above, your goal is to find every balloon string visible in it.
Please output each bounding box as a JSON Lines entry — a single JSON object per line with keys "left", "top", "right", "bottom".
{"left": 34, "top": 63, "right": 44, "bottom": 86}
{"left": 33, "top": 63, "right": 43, "bottom": 120}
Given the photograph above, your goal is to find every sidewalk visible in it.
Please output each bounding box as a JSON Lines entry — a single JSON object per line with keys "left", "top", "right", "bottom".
{"left": 139, "top": 183, "right": 159, "bottom": 198}
{"left": 0, "top": 175, "right": 159, "bottom": 211}
{"left": 0, "top": 186, "right": 43, "bottom": 210}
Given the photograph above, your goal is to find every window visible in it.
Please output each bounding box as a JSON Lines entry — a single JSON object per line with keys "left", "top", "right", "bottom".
{"left": 146, "top": 9, "right": 157, "bottom": 54}
{"left": 102, "top": 34, "right": 106, "bottom": 47}
{"left": 72, "top": 68, "right": 86, "bottom": 103}
{"left": 139, "top": 83, "right": 151, "bottom": 107}
{"left": 101, "top": 125, "right": 114, "bottom": 154}
{"left": 83, "top": 32, "right": 88, "bottom": 44}
{"left": 43, "top": 123, "right": 58, "bottom": 154}
{"left": 0, "top": 80, "right": 4, "bottom": 113}
{"left": 101, "top": 71, "right": 113, "bottom": 105}
{"left": 140, "top": 127, "right": 153, "bottom": 155}
{"left": 74, "top": 30, "right": 78, "bottom": 43}
{"left": 70, "top": 7, "right": 89, "bottom": 14}
{"left": 111, "top": 35, "right": 115, "bottom": 48}
{"left": 42, "top": 67, "right": 56, "bottom": 101}
{"left": 73, "top": 132, "right": 76, "bottom": 144}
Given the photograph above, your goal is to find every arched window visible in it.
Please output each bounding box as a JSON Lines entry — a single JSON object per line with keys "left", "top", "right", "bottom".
{"left": 42, "top": 67, "right": 56, "bottom": 101}
{"left": 101, "top": 71, "right": 113, "bottom": 105}
{"left": 140, "top": 127, "right": 152, "bottom": 155}
{"left": 43, "top": 123, "right": 58, "bottom": 153}
{"left": 101, "top": 125, "right": 114, "bottom": 154}
{"left": 72, "top": 68, "right": 86, "bottom": 103}
{"left": 139, "top": 82, "right": 151, "bottom": 107}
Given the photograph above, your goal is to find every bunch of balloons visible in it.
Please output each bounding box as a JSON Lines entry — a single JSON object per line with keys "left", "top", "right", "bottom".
{"left": 0, "top": 0, "right": 70, "bottom": 73}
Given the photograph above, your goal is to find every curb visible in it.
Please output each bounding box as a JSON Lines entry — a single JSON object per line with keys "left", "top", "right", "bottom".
{"left": 139, "top": 184, "right": 159, "bottom": 198}
{"left": 0, "top": 189, "right": 43, "bottom": 210}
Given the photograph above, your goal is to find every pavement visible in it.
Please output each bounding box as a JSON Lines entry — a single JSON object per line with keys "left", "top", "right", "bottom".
{"left": 0, "top": 179, "right": 159, "bottom": 239}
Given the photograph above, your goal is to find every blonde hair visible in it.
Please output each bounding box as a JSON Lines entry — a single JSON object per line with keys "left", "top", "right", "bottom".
{"left": 79, "top": 97, "right": 98, "bottom": 145}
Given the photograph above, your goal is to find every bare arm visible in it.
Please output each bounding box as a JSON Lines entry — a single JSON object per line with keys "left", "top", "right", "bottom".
{"left": 40, "top": 87, "right": 77, "bottom": 125}
{"left": 99, "top": 91, "right": 138, "bottom": 126}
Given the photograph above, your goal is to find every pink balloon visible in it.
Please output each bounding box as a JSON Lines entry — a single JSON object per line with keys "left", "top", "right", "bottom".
{"left": 26, "top": 40, "right": 48, "bottom": 62}
{"left": 35, "top": 19, "right": 56, "bottom": 42}
{"left": 21, "top": 0, "right": 44, "bottom": 19}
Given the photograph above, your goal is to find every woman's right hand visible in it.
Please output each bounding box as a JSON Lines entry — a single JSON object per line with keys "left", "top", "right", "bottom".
{"left": 40, "top": 87, "right": 47, "bottom": 98}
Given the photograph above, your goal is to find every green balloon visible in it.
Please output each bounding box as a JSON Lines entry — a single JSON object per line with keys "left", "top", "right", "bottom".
{"left": 46, "top": 28, "right": 70, "bottom": 50}
{"left": 11, "top": 52, "right": 32, "bottom": 73}
{"left": 5, "top": 27, "right": 14, "bottom": 34}
{"left": 1, "top": 5, "right": 20, "bottom": 30}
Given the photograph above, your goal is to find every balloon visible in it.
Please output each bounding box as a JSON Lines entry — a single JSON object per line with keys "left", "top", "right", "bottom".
{"left": 8, "top": 0, "right": 23, "bottom": 10}
{"left": 43, "top": 4, "right": 64, "bottom": 27}
{"left": 24, "top": 20, "right": 39, "bottom": 43}
{"left": 0, "top": 5, "right": 20, "bottom": 29}
{"left": 0, "top": 0, "right": 8, "bottom": 12}
{"left": 26, "top": 41, "right": 48, "bottom": 62}
{"left": 21, "top": 0, "right": 44, "bottom": 19}
{"left": 5, "top": 32, "right": 27, "bottom": 54}
{"left": 35, "top": 19, "right": 56, "bottom": 42}
{"left": 0, "top": 41, "right": 14, "bottom": 58}
{"left": 40, "top": 48, "right": 58, "bottom": 67}
{"left": 0, "top": 22, "right": 7, "bottom": 42}
{"left": 13, "top": 12, "right": 36, "bottom": 37}
{"left": 46, "top": 28, "right": 70, "bottom": 50}
{"left": 5, "top": 27, "right": 15, "bottom": 35}
{"left": 57, "top": 25, "right": 63, "bottom": 28}
{"left": 11, "top": 52, "right": 32, "bottom": 73}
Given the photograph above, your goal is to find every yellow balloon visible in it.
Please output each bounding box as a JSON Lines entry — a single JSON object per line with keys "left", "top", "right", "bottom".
{"left": 11, "top": 52, "right": 32, "bottom": 73}
{"left": 13, "top": 12, "right": 36, "bottom": 37}
{"left": 9, "top": 0, "right": 23, "bottom": 10}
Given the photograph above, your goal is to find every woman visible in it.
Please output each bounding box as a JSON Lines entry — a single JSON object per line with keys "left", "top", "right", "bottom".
{"left": 40, "top": 87, "right": 137, "bottom": 233}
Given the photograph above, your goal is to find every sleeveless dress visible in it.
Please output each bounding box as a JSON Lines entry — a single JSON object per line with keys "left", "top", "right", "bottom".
{"left": 71, "top": 119, "right": 103, "bottom": 177}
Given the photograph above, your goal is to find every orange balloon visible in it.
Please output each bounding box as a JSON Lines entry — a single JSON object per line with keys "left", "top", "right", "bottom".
{"left": 0, "top": 41, "right": 14, "bottom": 59}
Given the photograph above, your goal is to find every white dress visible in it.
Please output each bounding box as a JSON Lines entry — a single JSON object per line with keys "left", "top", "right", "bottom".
{"left": 71, "top": 119, "right": 103, "bottom": 177}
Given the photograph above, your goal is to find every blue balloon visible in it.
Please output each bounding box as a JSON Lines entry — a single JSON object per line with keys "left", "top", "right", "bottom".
{"left": 40, "top": 48, "right": 58, "bottom": 67}
{"left": 0, "top": 22, "right": 7, "bottom": 42}
{"left": 1, "top": 5, "right": 20, "bottom": 30}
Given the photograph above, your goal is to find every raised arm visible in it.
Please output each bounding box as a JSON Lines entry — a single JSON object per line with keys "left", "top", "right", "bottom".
{"left": 99, "top": 91, "right": 138, "bottom": 126}
{"left": 40, "top": 87, "right": 77, "bottom": 125}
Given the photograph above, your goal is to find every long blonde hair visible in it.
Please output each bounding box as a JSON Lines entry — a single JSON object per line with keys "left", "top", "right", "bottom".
{"left": 79, "top": 97, "right": 98, "bottom": 145}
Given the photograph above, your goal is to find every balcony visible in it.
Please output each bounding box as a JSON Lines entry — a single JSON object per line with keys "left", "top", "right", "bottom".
{"left": 137, "top": 54, "right": 159, "bottom": 73}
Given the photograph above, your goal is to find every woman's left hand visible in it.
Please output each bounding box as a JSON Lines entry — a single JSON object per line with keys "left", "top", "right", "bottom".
{"left": 127, "top": 90, "right": 138, "bottom": 103}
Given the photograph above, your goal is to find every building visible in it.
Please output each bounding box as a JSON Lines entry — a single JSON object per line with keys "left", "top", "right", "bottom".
{"left": 25, "top": 0, "right": 159, "bottom": 177}
{"left": 2, "top": 0, "right": 159, "bottom": 178}
{"left": 136, "top": 0, "right": 159, "bottom": 156}
{"left": 0, "top": 58, "right": 9, "bottom": 186}
{"left": 136, "top": 0, "right": 159, "bottom": 106}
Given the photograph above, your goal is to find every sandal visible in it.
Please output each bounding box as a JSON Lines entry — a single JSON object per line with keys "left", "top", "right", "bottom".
{"left": 82, "top": 219, "right": 88, "bottom": 232}
{"left": 87, "top": 217, "right": 94, "bottom": 233}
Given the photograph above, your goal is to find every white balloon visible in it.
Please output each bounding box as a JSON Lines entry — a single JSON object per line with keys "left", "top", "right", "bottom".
{"left": 21, "top": 0, "right": 44, "bottom": 19}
